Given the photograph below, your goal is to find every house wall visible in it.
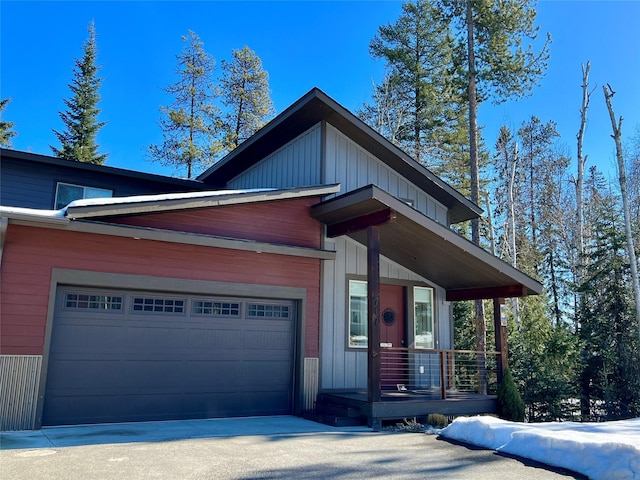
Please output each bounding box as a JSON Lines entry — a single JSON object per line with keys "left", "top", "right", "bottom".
{"left": 0, "top": 225, "right": 321, "bottom": 357}
{"left": 223, "top": 121, "right": 455, "bottom": 392}
{"left": 101, "top": 197, "right": 322, "bottom": 249}
{"left": 0, "top": 197, "right": 325, "bottom": 429}
{"left": 319, "top": 236, "right": 451, "bottom": 390}
{"left": 323, "top": 124, "right": 449, "bottom": 225}
{"left": 0, "top": 155, "right": 206, "bottom": 210}
{"left": 227, "top": 124, "right": 322, "bottom": 190}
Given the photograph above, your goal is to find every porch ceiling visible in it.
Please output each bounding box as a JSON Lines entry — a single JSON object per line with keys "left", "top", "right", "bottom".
{"left": 311, "top": 185, "right": 543, "bottom": 301}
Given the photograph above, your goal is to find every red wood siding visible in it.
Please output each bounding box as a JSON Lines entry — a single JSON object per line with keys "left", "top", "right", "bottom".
{"left": 101, "top": 197, "right": 323, "bottom": 249}
{"left": 1, "top": 224, "right": 321, "bottom": 357}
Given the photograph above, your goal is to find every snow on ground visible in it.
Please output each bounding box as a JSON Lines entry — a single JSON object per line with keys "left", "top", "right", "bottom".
{"left": 440, "top": 416, "right": 640, "bottom": 480}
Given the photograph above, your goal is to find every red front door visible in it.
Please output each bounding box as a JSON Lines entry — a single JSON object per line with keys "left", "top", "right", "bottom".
{"left": 380, "top": 284, "right": 406, "bottom": 389}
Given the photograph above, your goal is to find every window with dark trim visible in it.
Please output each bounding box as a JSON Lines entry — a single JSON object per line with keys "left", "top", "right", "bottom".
{"left": 54, "top": 182, "right": 112, "bottom": 209}
{"left": 348, "top": 280, "right": 368, "bottom": 348}
{"left": 414, "top": 286, "right": 434, "bottom": 348}
{"left": 193, "top": 300, "right": 240, "bottom": 317}
{"left": 247, "top": 303, "right": 289, "bottom": 318}
{"left": 132, "top": 296, "right": 185, "bottom": 314}
{"left": 64, "top": 293, "right": 123, "bottom": 311}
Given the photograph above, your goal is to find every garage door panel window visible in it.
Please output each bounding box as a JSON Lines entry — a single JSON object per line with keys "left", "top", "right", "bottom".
{"left": 247, "top": 303, "right": 290, "bottom": 319}
{"left": 193, "top": 300, "right": 241, "bottom": 317}
{"left": 64, "top": 292, "right": 123, "bottom": 311}
{"left": 132, "top": 296, "right": 186, "bottom": 314}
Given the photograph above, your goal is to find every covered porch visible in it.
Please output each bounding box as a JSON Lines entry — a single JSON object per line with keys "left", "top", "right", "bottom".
{"left": 310, "top": 185, "right": 543, "bottom": 427}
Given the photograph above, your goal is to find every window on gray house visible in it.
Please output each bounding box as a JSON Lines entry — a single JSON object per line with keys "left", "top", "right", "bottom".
{"left": 55, "top": 182, "right": 112, "bottom": 209}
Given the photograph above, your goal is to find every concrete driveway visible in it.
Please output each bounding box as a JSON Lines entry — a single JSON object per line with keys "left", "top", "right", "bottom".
{"left": 0, "top": 416, "right": 585, "bottom": 479}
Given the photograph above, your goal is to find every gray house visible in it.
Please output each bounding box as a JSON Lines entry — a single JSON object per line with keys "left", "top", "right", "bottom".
{"left": 0, "top": 88, "right": 541, "bottom": 430}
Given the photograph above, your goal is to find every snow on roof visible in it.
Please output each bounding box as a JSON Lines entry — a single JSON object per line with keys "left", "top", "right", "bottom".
{"left": 0, "top": 205, "right": 68, "bottom": 220}
{"left": 440, "top": 415, "right": 640, "bottom": 480}
{"left": 66, "top": 188, "right": 275, "bottom": 209}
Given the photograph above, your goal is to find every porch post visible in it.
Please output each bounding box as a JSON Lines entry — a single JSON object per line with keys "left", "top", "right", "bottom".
{"left": 367, "top": 225, "right": 381, "bottom": 406}
{"left": 493, "top": 297, "right": 508, "bottom": 383}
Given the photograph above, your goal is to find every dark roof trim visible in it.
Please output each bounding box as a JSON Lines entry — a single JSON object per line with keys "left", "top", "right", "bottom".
{"left": 65, "top": 184, "right": 341, "bottom": 219}
{"left": 1, "top": 148, "right": 207, "bottom": 189}
{"left": 196, "top": 88, "right": 482, "bottom": 224}
{"left": 311, "top": 185, "right": 543, "bottom": 300}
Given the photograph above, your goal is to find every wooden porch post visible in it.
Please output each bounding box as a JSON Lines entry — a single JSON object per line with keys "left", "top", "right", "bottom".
{"left": 493, "top": 297, "right": 508, "bottom": 384}
{"left": 367, "top": 225, "right": 381, "bottom": 408}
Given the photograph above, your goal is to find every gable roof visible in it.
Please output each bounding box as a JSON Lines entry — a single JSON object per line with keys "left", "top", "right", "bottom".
{"left": 197, "top": 88, "right": 482, "bottom": 225}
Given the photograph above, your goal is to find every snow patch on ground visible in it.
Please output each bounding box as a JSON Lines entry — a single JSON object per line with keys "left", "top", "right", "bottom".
{"left": 440, "top": 416, "right": 640, "bottom": 480}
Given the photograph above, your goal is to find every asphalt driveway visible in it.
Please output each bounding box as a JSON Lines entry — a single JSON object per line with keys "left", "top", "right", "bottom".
{"left": 0, "top": 416, "right": 585, "bottom": 479}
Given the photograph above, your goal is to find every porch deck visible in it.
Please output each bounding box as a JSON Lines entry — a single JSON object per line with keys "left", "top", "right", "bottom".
{"left": 314, "top": 389, "right": 497, "bottom": 426}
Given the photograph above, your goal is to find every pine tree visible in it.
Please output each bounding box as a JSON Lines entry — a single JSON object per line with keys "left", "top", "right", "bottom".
{"left": 51, "top": 21, "right": 108, "bottom": 164}
{"left": 363, "top": 0, "right": 468, "bottom": 170}
{"left": 149, "top": 30, "right": 222, "bottom": 178}
{"left": 578, "top": 167, "right": 640, "bottom": 420}
{"left": 220, "top": 46, "right": 275, "bottom": 151}
{"left": 0, "top": 98, "right": 17, "bottom": 147}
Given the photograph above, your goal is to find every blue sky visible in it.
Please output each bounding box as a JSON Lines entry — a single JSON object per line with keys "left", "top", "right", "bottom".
{"left": 2, "top": 1, "right": 639, "bottom": 181}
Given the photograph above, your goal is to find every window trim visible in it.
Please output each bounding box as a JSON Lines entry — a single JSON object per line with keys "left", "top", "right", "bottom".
{"left": 348, "top": 279, "right": 368, "bottom": 348}
{"left": 413, "top": 286, "right": 435, "bottom": 349}
{"left": 54, "top": 182, "right": 113, "bottom": 209}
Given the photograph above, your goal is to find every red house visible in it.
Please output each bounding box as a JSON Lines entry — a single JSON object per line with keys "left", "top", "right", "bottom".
{"left": 0, "top": 89, "right": 541, "bottom": 430}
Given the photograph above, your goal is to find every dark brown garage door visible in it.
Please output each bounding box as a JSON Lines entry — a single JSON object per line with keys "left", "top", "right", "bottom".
{"left": 43, "top": 286, "right": 295, "bottom": 426}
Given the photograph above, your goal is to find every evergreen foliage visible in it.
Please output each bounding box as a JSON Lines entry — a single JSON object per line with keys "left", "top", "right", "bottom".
{"left": 497, "top": 367, "right": 525, "bottom": 422}
{"left": 51, "top": 21, "right": 108, "bottom": 164}
{"left": 0, "top": 98, "right": 17, "bottom": 147}
{"left": 361, "top": 0, "right": 469, "bottom": 173}
{"left": 148, "top": 30, "right": 222, "bottom": 179}
{"left": 220, "top": 46, "right": 275, "bottom": 150}
{"left": 578, "top": 167, "right": 640, "bottom": 420}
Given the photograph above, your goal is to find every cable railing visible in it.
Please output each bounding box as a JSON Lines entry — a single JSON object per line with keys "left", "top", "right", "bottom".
{"left": 379, "top": 347, "right": 500, "bottom": 398}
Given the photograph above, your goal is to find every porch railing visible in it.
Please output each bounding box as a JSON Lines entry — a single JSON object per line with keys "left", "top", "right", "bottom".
{"left": 379, "top": 348, "right": 500, "bottom": 398}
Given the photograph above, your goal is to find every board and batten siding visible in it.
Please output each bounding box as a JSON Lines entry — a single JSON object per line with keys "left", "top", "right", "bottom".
{"left": 323, "top": 124, "right": 449, "bottom": 225}
{"left": 320, "top": 237, "right": 452, "bottom": 390}
{"left": 227, "top": 124, "right": 322, "bottom": 190}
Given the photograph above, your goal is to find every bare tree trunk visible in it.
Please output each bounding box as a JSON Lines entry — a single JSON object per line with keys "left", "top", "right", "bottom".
{"left": 576, "top": 62, "right": 592, "bottom": 420}
{"left": 464, "top": 0, "right": 487, "bottom": 393}
{"left": 485, "top": 191, "right": 497, "bottom": 256}
{"left": 508, "top": 142, "right": 520, "bottom": 329}
{"left": 575, "top": 62, "right": 591, "bottom": 314}
{"left": 465, "top": 0, "right": 487, "bottom": 395}
{"left": 603, "top": 84, "right": 640, "bottom": 337}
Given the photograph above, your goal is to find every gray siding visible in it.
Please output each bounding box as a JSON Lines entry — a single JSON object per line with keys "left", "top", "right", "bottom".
{"left": 323, "top": 124, "right": 449, "bottom": 225}
{"left": 320, "top": 237, "right": 451, "bottom": 390}
{"left": 1, "top": 156, "right": 206, "bottom": 210}
{"left": 227, "top": 125, "right": 322, "bottom": 190}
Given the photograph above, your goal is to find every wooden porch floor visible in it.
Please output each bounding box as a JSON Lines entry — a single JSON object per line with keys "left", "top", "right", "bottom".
{"left": 312, "top": 389, "right": 497, "bottom": 426}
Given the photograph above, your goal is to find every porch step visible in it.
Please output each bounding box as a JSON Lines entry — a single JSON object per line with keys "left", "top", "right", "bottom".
{"left": 303, "top": 411, "right": 365, "bottom": 427}
{"left": 305, "top": 394, "right": 367, "bottom": 427}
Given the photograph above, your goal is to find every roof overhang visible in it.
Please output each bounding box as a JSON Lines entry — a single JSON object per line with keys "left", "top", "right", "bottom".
{"left": 64, "top": 184, "right": 340, "bottom": 219}
{"left": 197, "top": 88, "right": 482, "bottom": 224}
{"left": 311, "top": 185, "right": 543, "bottom": 301}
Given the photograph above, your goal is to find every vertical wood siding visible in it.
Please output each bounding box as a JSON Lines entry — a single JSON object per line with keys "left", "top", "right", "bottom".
{"left": 227, "top": 125, "right": 322, "bottom": 190}
{"left": 323, "top": 124, "right": 449, "bottom": 225}
{"left": 0, "top": 355, "right": 41, "bottom": 431}
{"left": 320, "top": 237, "right": 450, "bottom": 390}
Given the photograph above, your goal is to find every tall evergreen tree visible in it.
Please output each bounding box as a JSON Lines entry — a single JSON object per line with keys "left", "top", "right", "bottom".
{"left": 0, "top": 98, "right": 17, "bottom": 147}
{"left": 363, "top": 0, "right": 468, "bottom": 171}
{"left": 435, "top": 0, "right": 550, "bottom": 370}
{"left": 578, "top": 167, "right": 640, "bottom": 419}
{"left": 220, "top": 46, "right": 275, "bottom": 151}
{"left": 51, "top": 21, "right": 107, "bottom": 164}
{"left": 149, "top": 30, "right": 222, "bottom": 178}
